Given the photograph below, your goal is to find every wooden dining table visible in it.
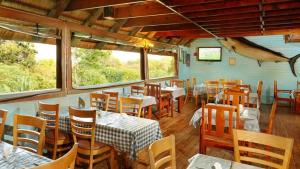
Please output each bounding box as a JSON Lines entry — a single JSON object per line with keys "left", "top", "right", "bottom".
{"left": 161, "top": 87, "right": 186, "bottom": 113}
{"left": 187, "top": 154, "right": 263, "bottom": 169}
{"left": 0, "top": 141, "right": 52, "bottom": 169}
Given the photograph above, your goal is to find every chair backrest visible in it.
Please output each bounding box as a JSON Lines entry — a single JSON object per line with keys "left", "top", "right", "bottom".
{"left": 233, "top": 129, "right": 294, "bottom": 169}
{"left": 235, "top": 84, "right": 252, "bottom": 93}
{"left": 170, "top": 79, "right": 184, "bottom": 88}
{"left": 131, "top": 85, "right": 145, "bottom": 95}
{"left": 297, "top": 81, "right": 300, "bottom": 91}
{"left": 149, "top": 135, "right": 176, "bottom": 169}
{"left": 186, "top": 79, "right": 191, "bottom": 93}
{"left": 13, "top": 114, "right": 46, "bottom": 155}
{"left": 231, "top": 80, "right": 243, "bottom": 85}
{"left": 201, "top": 103, "right": 237, "bottom": 140}
{"left": 68, "top": 107, "right": 96, "bottom": 146}
{"left": 103, "top": 91, "right": 119, "bottom": 112}
{"left": 120, "top": 97, "right": 143, "bottom": 117}
{"left": 31, "top": 143, "right": 78, "bottom": 169}
{"left": 266, "top": 100, "right": 278, "bottom": 134}
{"left": 90, "top": 93, "right": 110, "bottom": 111}
{"left": 192, "top": 78, "right": 196, "bottom": 89}
{"left": 223, "top": 89, "right": 246, "bottom": 108}
{"left": 274, "top": 80, "right": 279, "bottom": 98}
{"left": 38, "top": 101, "right": 59, "bottom": 130}
{"left": 257, "top": 80, "right": 263, "bottom": 96}
{"left": 145, "top": 83, "right": 161, "bottom": 100}
{"left": 222, "top": 81, "right": 238, "bottom": 90}
{"left": 205, "top": 80, "right": 219, "bottom": 95}
{"left": 0, "top": 109, "right": 7, "bottom": 140}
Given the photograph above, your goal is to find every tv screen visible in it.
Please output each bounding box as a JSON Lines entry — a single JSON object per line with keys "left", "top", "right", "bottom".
{"left": 198, "top": 47, "right": 222, "bottom": 61}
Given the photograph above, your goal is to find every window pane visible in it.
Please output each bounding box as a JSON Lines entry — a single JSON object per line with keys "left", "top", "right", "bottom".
{"left": 72, "top": 48, "right": 141, "bottom": 87}
{"left": 0, "top": 40, "right": 57, "bottom": 94}
{"left": 148, "top": 54, "right": 176, "bottom": 79}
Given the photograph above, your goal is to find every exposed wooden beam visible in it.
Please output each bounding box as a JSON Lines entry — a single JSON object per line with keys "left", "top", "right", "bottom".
{"left": 141, "top": 23, "right": 197, "bottom": 32}
{"left": 155, "top": 30, "right": 211, "bottom": 38}
{"left": 123, "top": 14, "right": 188, "bottom": 27}
{"left": 83, "top": 8, "right": 103, "bottom": 27}
{"left": 198, "top": 18, "right": 260, "bottom": 26}
{"left": 193, "top": 12, "right": 260, "bottom": 22}
{"left": 185, "top": 6, "right": 259, "bottom": 18}
{"left": 66, "top": 0, "right": 146, "bottom": 11}
{"left": 111, "top": 1, "right": 172, "bottom": 19}
{"left": 48, "top": 0, "right": 71, "bottom": 18}
{"left": 164, "top": 0, "right": 224, "bottom": 7}
{"left": 265, "top": 8, "right": 300, "bottom": 17}
{"left": 263, "top": 1, "right": 300, "bottom": 11}
{"left": 175, "top": 0, "right": 260, "bottom": 13}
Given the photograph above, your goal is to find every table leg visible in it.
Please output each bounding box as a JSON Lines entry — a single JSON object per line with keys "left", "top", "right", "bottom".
{"left": 178, "top": 96, "right": 184, "bottom": 113}
{"left": 147, "top": 105, "right": 152, "bottom": 119}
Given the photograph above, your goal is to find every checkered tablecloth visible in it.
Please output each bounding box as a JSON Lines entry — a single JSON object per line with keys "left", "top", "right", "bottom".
{"left": 0, "top": 142, "right": 52, "bottom": 169}
{"left": 59, "top": 111, "right": 162, "bottom": 160}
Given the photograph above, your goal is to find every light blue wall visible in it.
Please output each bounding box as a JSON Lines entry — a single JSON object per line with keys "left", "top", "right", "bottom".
{"left": 179, "top": 35, "right": 300, "bottom": 104}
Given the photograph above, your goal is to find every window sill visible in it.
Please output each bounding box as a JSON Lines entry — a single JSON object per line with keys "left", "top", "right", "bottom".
{"left": 0, "top": 88, "right": 63, "bottom": 103}
{"left": 69, "top": 80, "right": 145, "bottom": 94}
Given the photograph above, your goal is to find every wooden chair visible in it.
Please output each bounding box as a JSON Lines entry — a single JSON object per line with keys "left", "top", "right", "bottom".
{"left": 31, "top": 143, "right": 78, "bottom": 169}
{"left": 274, "top": 80, "right": 293, "bottom": 107}
{"left": 0, "top": 109, "right": 7, "bottom": 140}
{"left": 149, "top": 135, "right": 176, "bottom": 169}
{"left": 222, "top": 81, "right": 238, "bottom": 90}
{"left": 90, "top": 93, "right": 110, "bottom": 111}
{"left": 131, "top": 85, "right": 145, "bottom": 95}
{"left": 233, "top": 129, "right": 294, "bottom": 169}
{"left": 261, "top": 100, "right": 277, "bottom": 134}
{"left": 103, "top": 91, "right": 119, "bottom": 112}
{"left": 205, "top": 80, "right": 219, "bottom": 103}
{"left": 249, "top": 80, "right": 263, "bottom": 108}
{"left": 38, "top": 102, "right": 73, "bottom": 160}
{"left": 297, "top": 80, "right": 300, "bottom": 91}
{"left": 231, "top": 79, "right": 243, "bottom": 85}
{"left": 200, "top": 102, "right": 237, "bottom": 154}
{"left": 69, "top": 107, "right": 114, "bottom": 169}
{"left": 170, "top": 79, "right": 184, "bottom": 88}
{"left": 120, "top": 97, "right": 143, "bottom": 117}
{"left": 13, "top": 114, "right": 46, "bottom": 155}
{"left": 185, "top": 78, "right": 198, "bottom": 106}
{"left": 145, "top": 83, "right": 172, "bottom": 119}
{"left": 223, "top": 88, "right": 247, "bottom": 109}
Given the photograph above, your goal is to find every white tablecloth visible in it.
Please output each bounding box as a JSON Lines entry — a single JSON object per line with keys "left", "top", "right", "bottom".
{"left": 193, "top": 84, "right": 206, "bottom": 96}
{"left": 188, "top": 154, "right": 263, "bottom": 169}
{"left": 189, "top": 104, "right": 260, "bottom": 132}
{"left": 161, "top": 87, "right": 185, "bottom": 98}
{"left": 128, "top": 95, "right": 156, "bottom": 107}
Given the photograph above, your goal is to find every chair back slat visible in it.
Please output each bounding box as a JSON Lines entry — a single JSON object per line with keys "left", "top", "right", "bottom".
{"left": 266, "top": 100, "right": 278, "bottom": 134}
{"left": 131, "top": 85, "right": 145, "bottom": 95}
{"left": 170, "top": 79, "right": 184, "bottom": 88}
{"left": 145, "top": 83, "right": 161, "bottom": 99}
{"left": 90, "top": 93, "right": 110, "bottom": 111}
{"left": 103, "top": 91, "right": 119, "bottom": 112}
{"left": 38, "top": 102, "right": 59, "bottom": 131}
{"left": 120, "top": 97, "right": 143, "bottom": 117}
{"left": 149, "top": 135, "right": 176, "bottom": 169}
{"left": 233, "top": 129, "right": 294, "bottom": 169}
{"left": 31, "top": 143, "right": 78, "bottom": 169}
{"left": 202, "top": 103, "right": 236, "bottom": 140}
{"left": 0, "top": 109, "right": 7, "bottom": 139}
{"left": 68, "top": 107, "right": 96, "bottom": 143}
{"left": 13, "top": 114, "right": 46, "bottom": 155}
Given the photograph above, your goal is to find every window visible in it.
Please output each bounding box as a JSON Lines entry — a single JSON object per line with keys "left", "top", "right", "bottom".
{"left": 0, "top": 40, "right": 57, "bottom": 94}
{"left": 148, "top": 54, "right": 176, "bottom": 79}
{"left": 72, "top": 48, "right": 141, "bottom": 88}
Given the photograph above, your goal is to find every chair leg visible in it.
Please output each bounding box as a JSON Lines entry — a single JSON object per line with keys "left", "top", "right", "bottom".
{"left": 109, "top": 149, "right": 115, "bottom": 169}
{"left": 89, "top": 153, "right": 93, "bottom": 169}
{"left": 52, "top": 144, "right": 57, "bottom": 160}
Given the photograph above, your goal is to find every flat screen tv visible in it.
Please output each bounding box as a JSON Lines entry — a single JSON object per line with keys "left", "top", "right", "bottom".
{"left": 198, "top": 47, "right": 222, "bottom": 61}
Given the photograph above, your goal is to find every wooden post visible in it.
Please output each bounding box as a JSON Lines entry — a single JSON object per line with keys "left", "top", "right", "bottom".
{"left": 140, "top": 48, "right": 149, "bottom": 81}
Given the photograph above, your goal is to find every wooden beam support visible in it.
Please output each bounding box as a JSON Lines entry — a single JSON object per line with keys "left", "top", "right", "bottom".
{"left": 141, "top": 23, "right": 197, "bottom": 32}
{"left": 198, "top": 18, "right": 260, "bottom": 27}
{"left": 111, "top": 1, "right": 172, "bottom": 19}
{"left": 48, "top": 0, "right": 71, "bottom": 18}
{"left": 193, "top": 12, "right": 260, "bottom": 22}
{"left": 164, "top": 0, "right": 224, "bottom": 7}
{"left": 123, "top": 14, "right": 188, "bottom": 27}
{"left": 66, "top": 0, "right": 145, "bottom": 11}
{"left": 83, "top": 8, "right": 103, "bottom": 27}
{"left": 155, "top": 30, "right": 212, "bottom": 38}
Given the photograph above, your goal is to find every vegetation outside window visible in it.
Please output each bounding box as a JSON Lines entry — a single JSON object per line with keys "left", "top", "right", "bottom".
{"left": 148, "top": 54, "right": 176, "bottom": 79}
{"left": 0, "top": 40, "right": 57, "bottom": 94}
{"left": 72, "top": 48, "right": 141, "bottom": 88}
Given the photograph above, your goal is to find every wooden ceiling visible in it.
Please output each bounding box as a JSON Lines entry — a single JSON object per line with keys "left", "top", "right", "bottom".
{"left": 0, "top": 0, "right": 299, "bottom": 50}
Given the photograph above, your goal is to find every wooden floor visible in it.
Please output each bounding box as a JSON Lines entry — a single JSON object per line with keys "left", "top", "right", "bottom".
{"left": 92, "top": 101, "right": 300, "bottom": 168}
{"left": 136, "top": 101, "right": 300, "bottom": 169}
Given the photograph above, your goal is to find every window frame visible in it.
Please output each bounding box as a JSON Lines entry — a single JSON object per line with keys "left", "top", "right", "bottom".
{"left": 147, "top": 51, "right": 178, "bottom": 80}
{"left": 0, "top": 38, "right": 64, "bottom": 102}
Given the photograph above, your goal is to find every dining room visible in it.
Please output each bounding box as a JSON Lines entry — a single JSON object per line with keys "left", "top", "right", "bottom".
{"left": 0, "top": 0, "right": 300, "bottom": 169}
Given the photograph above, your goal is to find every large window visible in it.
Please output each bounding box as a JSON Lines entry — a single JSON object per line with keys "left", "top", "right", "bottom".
{"left": 72, "top": 48, "right": 141, "bottom": 88}
{"left": 148, "top": 54, "right": 176, "bottom": 79}
{"left": 0, "top": 40, "right": 57, "bottom": 94}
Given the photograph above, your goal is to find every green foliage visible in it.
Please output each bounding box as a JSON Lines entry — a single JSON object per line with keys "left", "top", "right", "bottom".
{"left": 148, "top": 55, "right": 175, "bottom": 79}
{"left": 0, "top": 40, "right": 56, "bottom": 94}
